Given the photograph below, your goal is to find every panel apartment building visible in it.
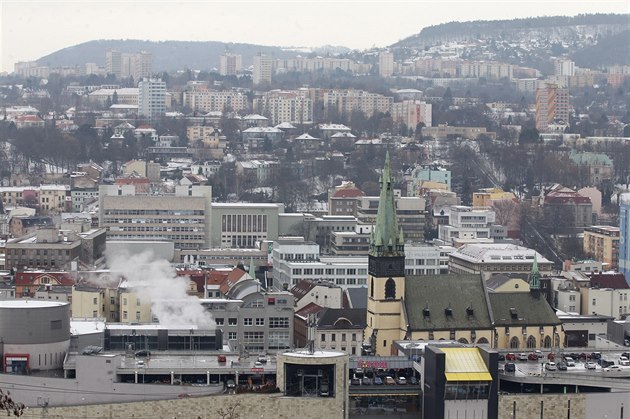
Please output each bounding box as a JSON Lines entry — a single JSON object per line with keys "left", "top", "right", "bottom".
{"left": 98, "top": 185, "right": 212, "bottom": 250}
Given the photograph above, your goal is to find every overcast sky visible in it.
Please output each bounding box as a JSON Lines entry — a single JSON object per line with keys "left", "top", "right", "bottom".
{"left": 1, "top": 0, "right": 628, "bottom": 73}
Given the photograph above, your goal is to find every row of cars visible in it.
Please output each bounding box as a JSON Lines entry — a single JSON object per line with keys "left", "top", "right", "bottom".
{"left": 499, "top": 351, "right": 604, "bottom": 363}
{"left": 350, "top": 375, "right": 418, "bottom": 386}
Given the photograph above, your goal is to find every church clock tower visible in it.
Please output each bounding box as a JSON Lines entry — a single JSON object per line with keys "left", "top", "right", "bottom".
{"left": 365, "top": 151, "right": 406, "bottom": 356}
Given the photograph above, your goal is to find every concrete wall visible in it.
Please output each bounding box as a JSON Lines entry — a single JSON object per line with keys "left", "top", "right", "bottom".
{"left": 498, "top": 394, "right": 585, "bottom": 419}
{"left": 22, "top": 393, "right": 345, "bottom": 419}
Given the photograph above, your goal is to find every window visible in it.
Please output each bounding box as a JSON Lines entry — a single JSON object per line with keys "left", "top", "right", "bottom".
{"left": 228, "top": 332, "right": 237, "bottom": 340}
{"left": 244, "top": 318, "right": 253, "bottom": 326}
{"left": 136, "top": 311, "right": 141, "bottom": 321}
{"left": 331, "top": 334, "right": 336, "bottom": 342}
{"left": 215, "top": 318, "right": 224, "bottom": 326}
{"left": 123, "top": 311, "right": 128, "bottom": 320}
{"left": 228, "top": 318, "right": 238, "bottom": 326}
{"left": 93, "top": 298, "right": 97, "bottom": 304}
{"left": 352, "top": 333, "right": 357, "bottom": 341}
{"left": 592, "top": 299, "right": 596, "bottom": 306}
{"left": 341, "top": 333, "right": 346, "bottom": 341}
{"left": 269, "top": 317, "right": 289, "bottom": 328}
{"left": 321, "top": 334, "right": 326, "bottom": 342}
{"left": 110, "top": 297, "right": 116, "bottom": 305}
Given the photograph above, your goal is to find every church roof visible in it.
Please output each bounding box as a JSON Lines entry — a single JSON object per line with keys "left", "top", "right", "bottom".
{"left": 369, "top": 151, "right": 404, "bottom": 257}
{"left": 404, "top": 274, "right": 493, "bottom": 331}
{"left": 488, "top": 292, "right": 561, "bottom": 326}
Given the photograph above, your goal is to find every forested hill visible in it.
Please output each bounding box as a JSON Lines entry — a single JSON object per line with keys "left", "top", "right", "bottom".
{"left": 35, "top": 40, "right": 303, "bottom": 72}
{"left": 392, "top": 14, "right": 628, "bottom": 48}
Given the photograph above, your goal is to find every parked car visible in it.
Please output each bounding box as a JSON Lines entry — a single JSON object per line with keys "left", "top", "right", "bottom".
{"left": 547, "top": 353, "right": 556, "bottom": 361}
{"left": 545, "top": 362, "right": 557, "bottom": 371}
{"left": 505, "top": 353, "right": 517, "bottom": 361}
{"left": 578, "top": 353, "right": 590, "bottom": 361}
{"left": 557, "top": 362, "right": 568, "bottom": 371}
{"left": 217, "top": 355, "right": 227, "bottom": 364}
{"left": 498, "top": 353, "right": 506, "bottom": 361}
{"left": 257, "top": 355, "right": 267, "bottom": 364}
{"left": 351, "top": 377, "right": 361, "bottom": 385}
{"left": 254, "top": 361, "right": 264, "bottom": 368}
{"left": 517, "top": 353, "right": 528, "bottom": 361}
{"left": 396, "top": 376, "right": 407, "bottom": 385}
{"left": 591, "top": 352, "right": 602, "bottom": 360}
{"left": 373, "top": 377, "right": 383, "bottom": 385}
{"left": 585, "top": 362, "right": 597, "bottom": 370}
{"left": 534, "top": 350, "right": 543, "bottom": 358}
{"left": 504, "top": 363, "right": 516, "bottom": 373}
{"left": 605, "top": 365, "right": 623, "bottom": 372}
{"left": 135, "top": 350, "right": 151, "bottom": 358}
{"left": 619, "top": 356, "right": 630, "bottom": 366}
{"left": 564, "top": 357, "right": 576, "bottom": 367}
{"left": 409, "top": 376, "right": 419, "bottom": 385}
{"left": 362, "top": 377, "right": 372, "bottom": 385}
{"left": 226, "top": 379, "right": 236, "bottom": 388}
{"left": 528, "top": 353, "right": 538, "bottom": 361}
{"left": 385, "top": 376, "right": 396, "bottom": 385}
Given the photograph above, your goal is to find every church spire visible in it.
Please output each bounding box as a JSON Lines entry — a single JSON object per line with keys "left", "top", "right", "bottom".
{"left": 529, "top": 253, "right": 541, "bottom": 297}
{"left": 369, "top": 151, "right": 404, "bottom": 258}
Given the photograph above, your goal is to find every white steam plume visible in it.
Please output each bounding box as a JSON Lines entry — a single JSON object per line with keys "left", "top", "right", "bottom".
{"left": 107, "top": 250, "right": 215, "bottom": 329}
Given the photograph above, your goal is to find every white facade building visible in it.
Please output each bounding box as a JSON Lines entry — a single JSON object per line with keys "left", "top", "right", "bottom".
{"left": 138, "top": 78, "right": 166, "bottom": 120}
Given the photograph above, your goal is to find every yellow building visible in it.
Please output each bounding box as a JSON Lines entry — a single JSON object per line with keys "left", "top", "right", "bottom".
{"left": 472, "top": 188, "right": 517, "bottom": 208}
{"left": 583, "top": 226, "right": 620, "bottom": 270}
{"left": 119, "top": 288, "right": 153, "bottom": 323}
{"left": 485, "top": 274, "right": 530, "bottom": 293}
{"left": 71, "top": 285, "right": 119, "bottom": 322}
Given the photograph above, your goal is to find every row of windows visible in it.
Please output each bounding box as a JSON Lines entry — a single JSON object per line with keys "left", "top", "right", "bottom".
{"left": 291, "top": 268, "right": 367, "bottom": 275}
{"left": 221, "top": 214, "right": 268, "bottom": 233}
{"left": 107, "top": 218, "right": 203, "bottom": 224}
{"left": 105, "top": 209, "right": 204, "bottom": 216}
{"left": 321, "top": 332, "right": 358, "bottom": 342}
{"left": 290, "top": 277, "right": 367, "bottom": 286}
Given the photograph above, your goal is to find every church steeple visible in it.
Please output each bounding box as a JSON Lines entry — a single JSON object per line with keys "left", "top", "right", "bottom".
{"left": 529, "top": 253, "right": 540, "bottom": 298}
{"left": 369, "top": 151, "right": 404, "bottom": 258}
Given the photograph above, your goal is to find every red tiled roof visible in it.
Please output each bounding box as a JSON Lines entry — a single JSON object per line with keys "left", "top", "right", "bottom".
{"left": 15, "top": 271, "right": 75, "bottom": 286}
{"left": 590, "top": 273, "right": 629, "bottom": 289}
{"left": 544, "top": 190, "right": 591, "bottom": 205}
{"left": 332, "top": 188, "right": 364, "bottom": 198}
{"left": 219, "top": 268, "right": 248, "bottom": 295}
{"left": 115, "top": 177, "right": 150, "bottom": 185}
{"left": 291, "top": 280, "right": 316, "bottom": 299}
{"left": 295, "top": 302, "right": 324, "bottom": 318}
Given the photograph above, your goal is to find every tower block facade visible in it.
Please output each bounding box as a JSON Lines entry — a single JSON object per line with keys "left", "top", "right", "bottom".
{"left": 366, "top": 152, "right": 406, "bottom": 356}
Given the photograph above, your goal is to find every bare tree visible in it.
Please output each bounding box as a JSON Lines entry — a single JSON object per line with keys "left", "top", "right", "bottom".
{"left": 492, "top": 199, "right": 521, "bottom": 233}
{"left": 216, "top": 400, "right": 241, "bottom": 419}
{"left": 0, "top": 389, "right": 25, "bottom": 417}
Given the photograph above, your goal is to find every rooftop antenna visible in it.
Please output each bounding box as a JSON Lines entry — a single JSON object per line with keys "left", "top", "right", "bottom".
{"left": 306, "top": 313, "right": 318, "bottom": 355}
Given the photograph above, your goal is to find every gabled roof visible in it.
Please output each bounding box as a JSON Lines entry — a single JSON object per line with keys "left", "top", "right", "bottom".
{"left": 405, "top": 274, "right": 493, "bottom": 331}
{"left": 295, "top": 302, "right": 324, "bottom": 319}
{"left": 291, "top": 280, "right": 316, "bottom": 300}
{"left": 345, "top": 287, "right": 368, "bottom": 309}
{"left": 589, "top": 273, "right": 629, "bottom": 289}
{"left": 332, "top": 188, "right": 364, "bottom": 198}
{"left": 317, "top": 308, "right": 366, "bottom": 329}
{"left": 219, "top": 268, "right": 248, "bottom": 295}
{"left": 488, "top": 292, "right": 561, "bottom": 326}
{"left": 486, "top": 274, "right": 528, "bottom": 291}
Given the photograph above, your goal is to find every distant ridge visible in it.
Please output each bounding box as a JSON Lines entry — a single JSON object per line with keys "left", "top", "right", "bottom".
{"left": 35, "top": 39, "right": 333, "bottom": 72}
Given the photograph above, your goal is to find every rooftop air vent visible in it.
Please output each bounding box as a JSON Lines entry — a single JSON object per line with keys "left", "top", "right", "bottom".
{"left": 509, "top": 308, "right": 518, "bottom": 319}
{"left": 445, "top": 307, "right": 453, "bottom": 317}
{"left": 466, "top": 306, "right": 474, "bottom": 317}
{"left": 422, "top": 307, "right": 430, "bottom": 319}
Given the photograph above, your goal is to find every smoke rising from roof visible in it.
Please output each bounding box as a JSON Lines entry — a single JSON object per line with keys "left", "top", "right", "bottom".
{"left": 107, "top": 250, "right": 214, "bottom": 329}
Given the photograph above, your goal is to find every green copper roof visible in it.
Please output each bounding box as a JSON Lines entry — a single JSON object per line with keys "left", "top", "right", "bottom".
{"left": 369, "top": 151, "right": 404, "bottom": 257}
{"left": 529, "top": 253, "right": 540, "bottom": 290}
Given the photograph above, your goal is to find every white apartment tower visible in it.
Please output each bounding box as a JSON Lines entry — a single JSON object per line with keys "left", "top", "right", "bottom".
{"left": 138, "top": 78, "right": 166, "bottom": 120}
{"left": 220, "top": 53, "right": 242, "bottom": 76}
{"left": 106, "top": 50, "right": 122, "bottom": 78}
{"left": 253, "top": 54, "right": 273, "bottom": 85}
{"left": 379, "top": 51, "right": 394, "bottom": 78}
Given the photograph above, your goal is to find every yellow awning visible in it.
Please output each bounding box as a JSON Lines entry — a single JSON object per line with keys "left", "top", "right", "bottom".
{"left": 441, "top": 348, "right": 492, "bottom": 382}
{"left": 445, "top": 372, "right": 492, "bottom": 382}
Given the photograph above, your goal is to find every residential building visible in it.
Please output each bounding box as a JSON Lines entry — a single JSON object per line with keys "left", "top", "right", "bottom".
{"left": 437, "top": 205, "right": 506, "bottom": 247}
{"left": 0, "top": 185, "right": 70, "bottom": 214}
{"left": 421, "top": 124, "right": 496, "bottom": 140}
{"left": 621, "top": 193, "right": 630, "bottom": 283}
{"left": 183, "top": 87, "right": 248, "bottom": 113}
{"left": 554, "top": 58, "right": 575, "bottom": 77}
{"left": 580, "top": 287, "right": 630, "bottom": 320}
{"left": 535, "top": 83, "right": 570, "bottom": 131}
{"left": 542, "top": 187, "right": 592, "bottom": 233}
{"left": 5, "top": 226, "right": 106, "bottom": 271}
{"left": 105, "top": 49, "right": 122, "bottom": 78}
{"left": 201, "top": 282, "right": 295, "bottom": 353}
{"left": 294, "top": 306, "right": 365, "bottom": 355}
{"left": 323, "top": 89, "right": 393, "bottom": 119}
{"left": 391, "top": 100, "right": 432, "bottom": 129}
{"left": 71, "top": 285, "right": 119, "bottom": 322}
{"left": 378, "top": 51, "right": 394, "bottom": 77}
{"left": 88, "top": 88, "right": 139, "bottom": 106}
{"left": 253, "top": 54, "right": 273, "bottom": 85}
{"left": 14, "top": 271, "right": 75, "bottom": 298}
{"left": 583, "top": 226, "right": 620, "bottom": 270}
{"left": 98, "top": 185, "right": 212, "bottom": 250}
{"left": 253, "top": 90, "right": 313, "bottom": 125}
{"left": 406, "top": 166, "right": 450, "bottom": 196}
{"left": 448, "top": 243, "right": 553, "bottom": 280}
{"left": 186, "top": 126, "right": 227, "bottom": 149}
{"left": 291, "top": 280, "right": 344, "bottom": 311}
{"left": 328, "top": 181, "right": 364, "bottom": 216}
{"left": 106, "top": 50, "right": 152, "bottom": 80}
{"left": 138, "top": 78, "right": 166, "bottom": 120}
{"left": 219, "top": 53, "right": 242, "bottom": 76}
{"left": 118, "top": 287, "right": 153, "bottom": 323}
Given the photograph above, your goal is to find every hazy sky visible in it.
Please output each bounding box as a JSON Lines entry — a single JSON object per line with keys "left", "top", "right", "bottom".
{"left": 1, "top": 0, "right": 628, "bottom": 72}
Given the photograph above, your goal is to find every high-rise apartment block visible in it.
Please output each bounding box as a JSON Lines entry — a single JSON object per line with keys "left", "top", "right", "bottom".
{"left": 378, "top": 51, "right": 394, "bottom": 77}
{"left": 106, "top": 50, "right": 153, "bottom": 80}
{"left": 391, "top": 100, "right": 432, "bottom": 129}
{"left": 324, "top": 89, "right": 393, "bottom": 119}
{"left": 219, "top": 53, "right": 242, "bottom": 76}
{"left": 535, "top": 83, "right": 570, "bottom": 131}
{"left": 620, "top": 193, "right": 630, "bottom": 284}
{"left": 138, "top": 78, "right": 166, "bottom": 120}
{"left": 253, "top": 90, "right": 313, "bottom": 125}
{"left": 253, "top": 54, "right": 273, "bottom": 85}
{"left": 554, "top": 58, "right": 575, "bottom": 77}
{"left": 182, "top": 85, "right": 248, "bottom": 113}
